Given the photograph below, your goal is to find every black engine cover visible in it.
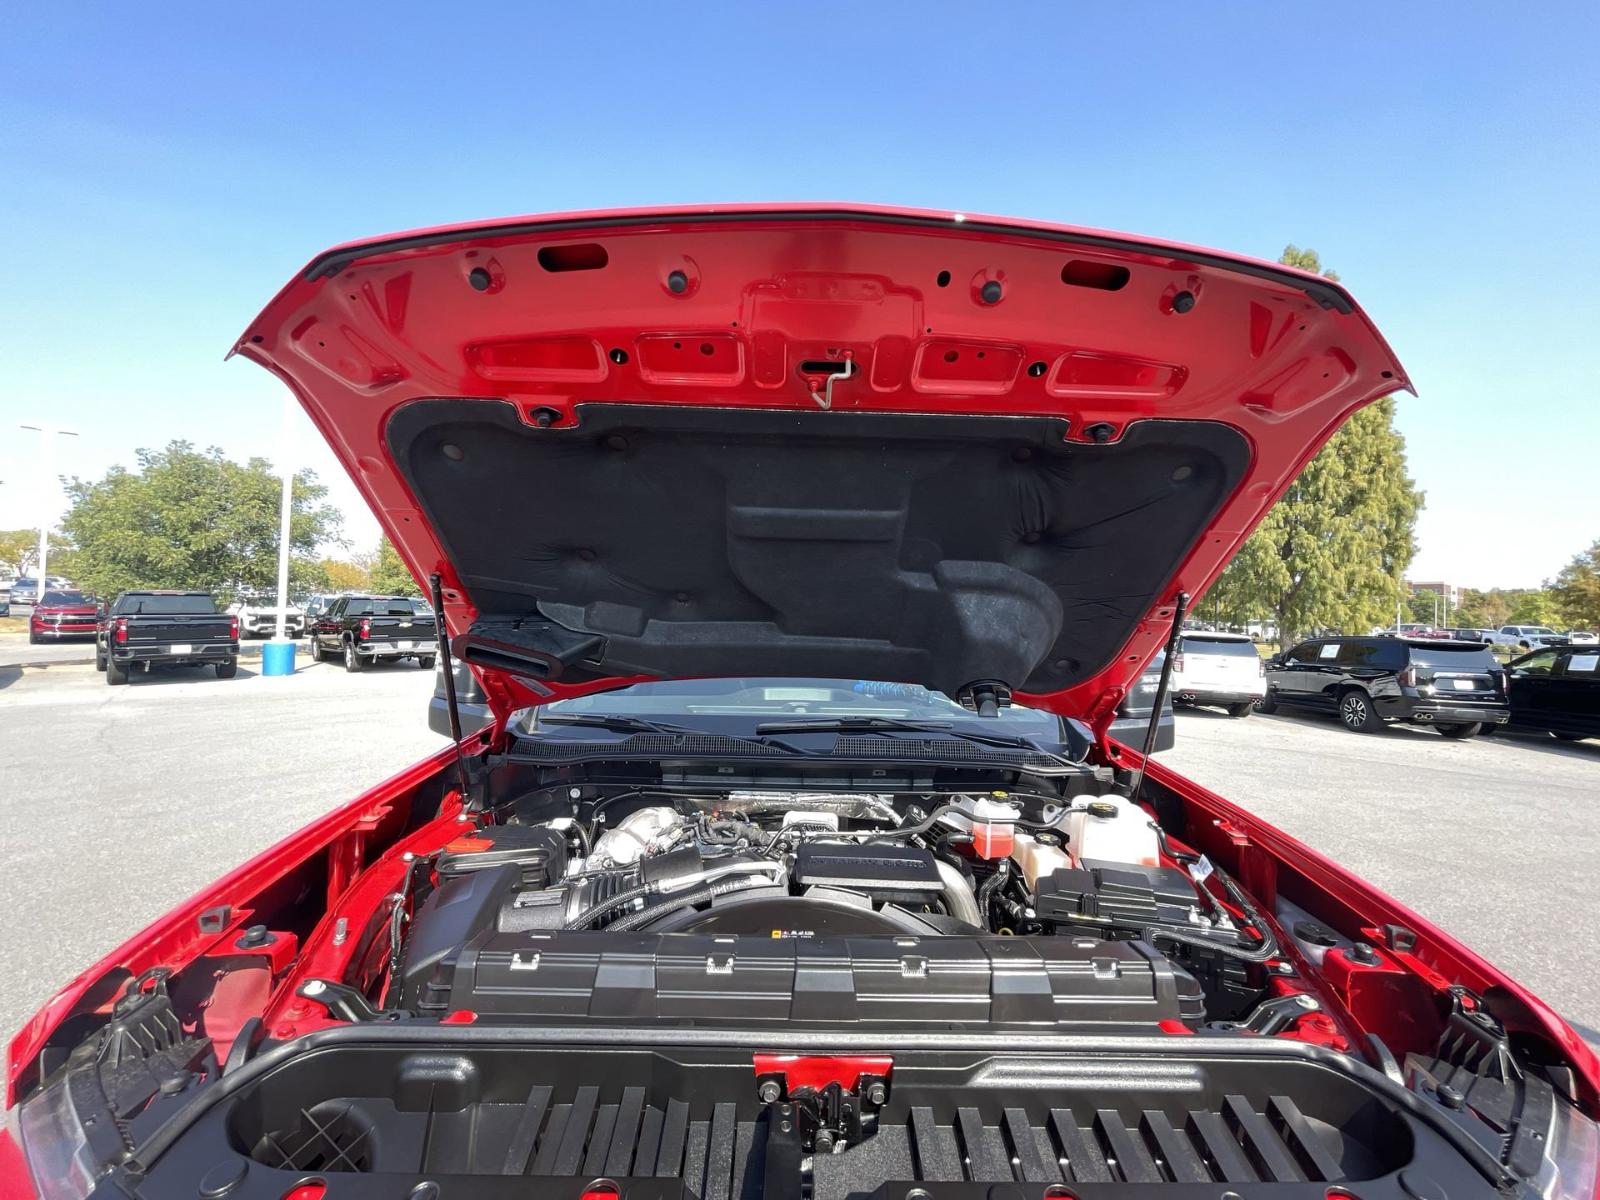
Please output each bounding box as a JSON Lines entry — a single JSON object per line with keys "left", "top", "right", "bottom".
{"left": 423, "top": 927, "right": 1205, "bottom": 1028}
{"left": 639, "top": 887, "right": 942, "bottom": 936}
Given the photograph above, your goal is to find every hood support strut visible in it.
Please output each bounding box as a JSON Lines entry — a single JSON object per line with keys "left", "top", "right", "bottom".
{"left": 430, "top": 572, "right": 473, "bottom": 804}
{"left": 1127, "top": 591, "right": 1189, "bottom": 807}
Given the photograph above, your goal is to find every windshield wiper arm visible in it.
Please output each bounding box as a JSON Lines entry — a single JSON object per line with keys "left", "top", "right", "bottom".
{"left": 538, "top": 713, "right": 807, "bottom": 754}
{"left": 753, "top": 716, "right": 1043, "bottom": 753}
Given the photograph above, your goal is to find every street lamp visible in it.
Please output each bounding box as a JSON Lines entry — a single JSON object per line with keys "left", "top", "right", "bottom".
{"left": 18, "top": 424, "right": 79, "bottom": 597}
{"left": 261, "top": 394, "right": 298, "bottom": 676}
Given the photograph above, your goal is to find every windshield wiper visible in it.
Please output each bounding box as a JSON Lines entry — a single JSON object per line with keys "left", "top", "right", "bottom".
{"left": 752, "top": 716, "right": 1058, "bottom": 756}
{"left": 537, "top": 713, "right": 807, "bottom": 754}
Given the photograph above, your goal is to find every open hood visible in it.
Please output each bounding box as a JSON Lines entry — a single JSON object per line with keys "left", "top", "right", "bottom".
{"left": 236, "top": 204, "right": 1410, "bottom": 729}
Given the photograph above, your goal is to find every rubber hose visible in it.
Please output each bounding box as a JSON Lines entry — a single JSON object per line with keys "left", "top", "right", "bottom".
{"left": 563, "top": 880, "right": 656, "bottom": 930}
{"left": 1149, "top": 868, "right": 1280, "bottom": 963}
{"left": 975, "top": 860, "right": 1010, "bottom": 917}
{"left": 832, "top": 804, "right": 962, "bottom": 842}
{"left": 605, "top": 877, "right": 776, "bottom": 933}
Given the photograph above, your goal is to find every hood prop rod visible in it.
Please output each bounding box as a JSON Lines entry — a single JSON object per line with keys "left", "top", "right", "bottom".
{"left": 1125, "top": 590, "right": 1189, "bottom": 808}
{"left": 430, "top": 572, "right": 473, "bottom": 805}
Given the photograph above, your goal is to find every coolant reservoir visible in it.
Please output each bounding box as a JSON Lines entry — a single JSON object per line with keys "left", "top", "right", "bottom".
{"left": 1010, "top": 833, "right": 1072, "bottom": 890}
{"left": 1066, "top": 795, "right": 1160, "bottom": 867}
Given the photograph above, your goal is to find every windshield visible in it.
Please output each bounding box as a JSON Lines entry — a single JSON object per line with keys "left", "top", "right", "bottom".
{"left": 532, "top": 677, "right": 1064, "bottom": 739}
{"left": 40, "top": 591, "right": 89, "bottom": 606}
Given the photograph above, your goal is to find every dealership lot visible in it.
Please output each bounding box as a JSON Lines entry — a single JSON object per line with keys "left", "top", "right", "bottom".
{"left": 0, "top": 646, "right": 1595, "bottom": 1048}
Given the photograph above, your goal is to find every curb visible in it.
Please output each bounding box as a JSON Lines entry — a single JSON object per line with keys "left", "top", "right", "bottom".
{"left": 3, "top": 641, "right": 287, "bottom": 671}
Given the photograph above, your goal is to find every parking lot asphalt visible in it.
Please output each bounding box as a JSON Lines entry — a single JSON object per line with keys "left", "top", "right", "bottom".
{"left": 0, "top": 661, "right": 1595, "bottom": 1048}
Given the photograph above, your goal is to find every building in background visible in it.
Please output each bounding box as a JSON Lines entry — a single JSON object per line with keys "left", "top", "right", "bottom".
{"left": 1409, "top": 580, "right": 1462, "bottom": 608}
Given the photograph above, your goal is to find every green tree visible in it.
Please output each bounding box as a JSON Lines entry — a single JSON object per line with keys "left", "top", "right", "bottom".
{"left": 1454, "top": 588, "right": 1513, "bottom": 629}
{"left": 1205, "top": 247, "right": 1421, "bottom": 646}
{"left": 367, "top": 536, "right": 420, "bottom": 596}
{"left": 1279, "top": 245, "right": 1339, "bottom": 282}
{"left": 0, "top": 529, "right": 73, "bottom": 576}
{"left": 1407, "top": 589, "right": 1444, "bottom": 626}
{"left": 1507, "top": 588, "right": 1562, "bottom": 626}
{"left": 1551, "top": 539, "right": 1600, "bottom": 629}
{"left": 321, "top": 558, "right": 369, "bottom": 592}
{"left": 60, "top": 442, "right": 342, "bottom": 598}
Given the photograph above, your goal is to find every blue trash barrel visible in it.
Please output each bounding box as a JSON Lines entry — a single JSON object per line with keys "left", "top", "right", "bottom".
{"left": 261, "top": 640, "right": 297, "bottom": 676}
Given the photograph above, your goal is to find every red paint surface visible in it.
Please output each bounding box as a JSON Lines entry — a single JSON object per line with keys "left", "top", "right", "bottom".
{"left": 754, "top": 1053, "right": 893, "bottom": 1093}
{"left": 0, "top": 1127, "right": 39, "bottom": 1200}
{"left": 235, "top": 204, "right": 1411, "bottom": 733}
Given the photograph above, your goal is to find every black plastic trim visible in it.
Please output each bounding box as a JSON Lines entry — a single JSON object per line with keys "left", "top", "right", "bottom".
{"left": 128, "top": 1022, "right": 1518, "bottom": 1189}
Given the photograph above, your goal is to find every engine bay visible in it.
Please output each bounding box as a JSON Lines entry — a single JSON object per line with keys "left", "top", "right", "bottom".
{"left": 389, "top": 784, "right": 1272, "bottom": 1032}
{"left": 19, "top": 769, "right": 1590, "bottom": 1200}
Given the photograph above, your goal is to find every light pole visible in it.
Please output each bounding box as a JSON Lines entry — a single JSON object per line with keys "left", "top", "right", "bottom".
{"left": 262, "top": 394, "right": 298, "bottom": 675}
{"left": 19, "top": 424, "right": 79, "bottom": 597}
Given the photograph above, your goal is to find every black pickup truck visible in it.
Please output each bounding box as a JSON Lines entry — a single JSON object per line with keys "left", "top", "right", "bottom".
{"left": 96, "top": 590, "right": 240, "bottom": 684}
{"left": 306, "top": 594, "right": 437, "bottom": 671}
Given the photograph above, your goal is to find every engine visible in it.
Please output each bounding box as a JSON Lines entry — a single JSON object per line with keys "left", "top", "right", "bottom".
{"left": 394, "top": 787, "right": 1258, "bottom": 1027}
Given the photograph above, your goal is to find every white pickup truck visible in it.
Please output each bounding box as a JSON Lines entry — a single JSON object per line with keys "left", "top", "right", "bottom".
{"left": 230, "top": 594, "right": 306, "bottom": 638}
{"left": 1490, "top": 625, "right": 1565, "bottom": 651}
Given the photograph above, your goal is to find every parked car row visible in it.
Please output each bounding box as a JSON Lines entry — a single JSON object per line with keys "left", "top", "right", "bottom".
{"left": 1160, "top": 629, "right": 1597, "bottom": 744}
{"left": 1245, "top": 635, "right": 1597, "bottom": 743}
{"left": 14, "top": 583, "right": 439, "bottom": 685}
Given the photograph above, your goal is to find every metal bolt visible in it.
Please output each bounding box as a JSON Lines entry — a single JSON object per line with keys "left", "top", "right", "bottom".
{"left": 814, "top": 1130, "right": 836, "bottom": 1153}
{"left": 1436, "top": 1083, "right": 1465, "bottom": 1109}
{"left": 332, "top": 917, "right": 349, "bottom": 946}
{"left": 1295, "top": 994, "right": 1318, "bottom": 1009}
{"left": 865, "top": 1082, "right": 887, "bottom": 1105}
{"left": 758, "top": 1080, "right": 782, "bottom": 1103}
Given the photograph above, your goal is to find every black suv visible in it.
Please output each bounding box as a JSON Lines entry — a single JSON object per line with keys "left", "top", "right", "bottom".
{"left": 1259, "top": 636, "right": 1508, "bottom": 737}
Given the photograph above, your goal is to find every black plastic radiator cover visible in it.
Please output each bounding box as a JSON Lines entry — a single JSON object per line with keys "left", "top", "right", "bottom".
{"left": 429, "top": 930, "right": 1205, "bottom": 1028}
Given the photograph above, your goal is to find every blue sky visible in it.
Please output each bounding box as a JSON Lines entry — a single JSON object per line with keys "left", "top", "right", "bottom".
{"left": 2, "top": 2, "right": 1595, "bottom": 588}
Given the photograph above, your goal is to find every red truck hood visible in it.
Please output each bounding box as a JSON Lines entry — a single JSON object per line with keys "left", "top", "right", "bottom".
{"left": 236, "top": 204, "right": 1410, "bottom": 727}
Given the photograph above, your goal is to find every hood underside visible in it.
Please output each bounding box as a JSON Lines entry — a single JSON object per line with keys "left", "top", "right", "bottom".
{"left": 237, "top": 204, "right": 1411, "bottom": 727}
